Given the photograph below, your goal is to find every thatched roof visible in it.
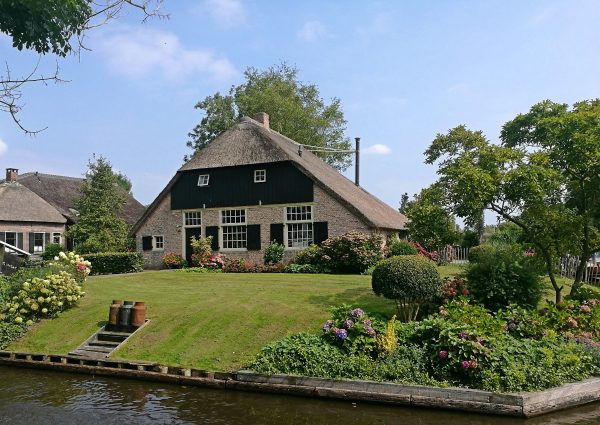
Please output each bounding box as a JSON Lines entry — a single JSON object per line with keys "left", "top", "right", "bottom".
{"left": 136, "top": 116, "right": 407, "bottom": 232}
{"left": 0, "top": 182, "right": 66, "bottom": 223}
{"left": 15, "top": 172, "right": 146, "bottom": 226}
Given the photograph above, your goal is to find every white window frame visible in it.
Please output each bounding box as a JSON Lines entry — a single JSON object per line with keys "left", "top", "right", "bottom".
{"left": 33, "top": 232, "right": 45, "bottom": 253}
{"left": 52, "top": 232, "right": 61, "bottom": 245}
{"left": 197, "top": 174, "right": 210, "bottom": 187}
{"left": 284, "top": 205, "right": 314, "bottom": 250}
{"left": 152, "top": 235, "right": 164, "bottom": 251}
{"left": 219, "top": 208, "right": 247, "bottom": 251}
{"left": 183, "top": 210, "right": 202, "bottom": 227}
{"left": 254, "top": 169, "right": 266, "bottom": 183}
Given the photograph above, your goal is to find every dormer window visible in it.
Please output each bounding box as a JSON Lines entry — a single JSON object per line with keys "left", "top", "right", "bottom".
{"left": 197, "top": 174, "right": 210, "bottom": 187}
{"left": 254, "top": 169, "right": 266, "bottom": 183}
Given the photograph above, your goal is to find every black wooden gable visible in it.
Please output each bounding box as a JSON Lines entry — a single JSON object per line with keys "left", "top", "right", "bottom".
{"left": 171, "top": 161, "right": 313, "bottom": 210}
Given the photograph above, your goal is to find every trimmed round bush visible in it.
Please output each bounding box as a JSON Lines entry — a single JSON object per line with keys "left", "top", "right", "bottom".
{"left": 388, "top": 240, "right": 418, "bottom": 257}
{"left": 468, "top": 244, "right": 496, "bottom": 263}
{"left": 371, "top": 255, "right": 442, "bottom": 322}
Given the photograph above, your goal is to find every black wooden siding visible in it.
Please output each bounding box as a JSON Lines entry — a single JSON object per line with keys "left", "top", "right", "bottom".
{"left": 171, "top": 161, "right": 313, "bottom": 210}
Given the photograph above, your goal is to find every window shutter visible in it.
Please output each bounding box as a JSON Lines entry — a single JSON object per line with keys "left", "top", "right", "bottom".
{"left": 247, "top": 224, "right": 261, "bottom": 250}
{"left": 142, "top": 236, "right": 153, "bottom": 251}
{"left": 45, "top": 233, "right": 50, "bottom": 245}
{"left": 28, "top": 233, "right": 35, "bottom": 254}
{"left": 270, "top": 223, "right": 284, "bottom": 245}
{"left": 205, "top": 226, "right": 219, "bottom": 250}
{"left": 313, "top": 222, "right": 329, "bottom": 245}
{"left": 0, "top": 233, "right": 4, "bottom": 243}
{"left": 17, "top": 233, "right": 23, "bottom": 250}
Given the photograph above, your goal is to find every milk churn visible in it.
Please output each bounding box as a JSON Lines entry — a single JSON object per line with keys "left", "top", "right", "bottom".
{"left": 119, "top": 301, "right": 134, "bottom": 327}
{"left": 108, "top": 300, "right": 122, "bottom": 326}
{"left": 131, "top": 302, "right": 146, "bottom": 327}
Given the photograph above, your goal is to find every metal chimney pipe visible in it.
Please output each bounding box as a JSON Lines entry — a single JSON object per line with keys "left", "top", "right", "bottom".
{"left": 354, "top": 137, "right": 360, "bottom": 186}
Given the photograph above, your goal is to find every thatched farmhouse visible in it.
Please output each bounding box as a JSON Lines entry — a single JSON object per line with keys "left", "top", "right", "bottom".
{"left": 0, "top": 168, "right": 145, "bottom": 253}
{"left": 133, "top": 113, "right": 407, "bottom": 268}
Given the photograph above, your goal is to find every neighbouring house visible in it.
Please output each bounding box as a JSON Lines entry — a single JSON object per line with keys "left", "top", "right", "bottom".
{"left": 0, "top": 168, "right": 146, "bottom": 253}
{"left": 132, "top": 113, "right": 408, "bottom": 268}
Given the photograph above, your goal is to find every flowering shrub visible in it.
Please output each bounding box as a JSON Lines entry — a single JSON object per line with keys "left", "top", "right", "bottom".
{"left": 411, "top": 241, "right": 437, "bottom": 261}
{"left": 48, "top": 251, "right": 91, "bottom": 284}
{"left": 3, "top": 271, "right": 85, "bottom": 325}
{"left": 191, "top": 252, "right": 225, "bottom": 269}
{"left": 283, "top": 263, "right": 321, "bottom": 274}
{"left": 223, "top": 258, "right": 284, "bottom": 273}
{"left": 440, "top": 276, "right": 469, "bottom": 302}
{"left": 320, "top": 231, "right": 385, "bottom": 274}
{"left": 295, "top": 244, "right": 323, "bottom": 267}
{"left": 321, "top": 305, "right": 382, "bottom": 355}
{"left": 263, "top": 241, "right": 285, "bottom": 265}
{"left": 161, "top": 251, "right": 185, "bottom": 269}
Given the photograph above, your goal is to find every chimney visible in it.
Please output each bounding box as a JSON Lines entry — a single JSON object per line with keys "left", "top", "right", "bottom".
{"left": 354, "top": 137, "right": 360, "bottom": 186}
{"left": 254, "top": 112, "right": 270, "bottom": 129}
{"left": 5, "top": 168, "right": 18, "bottom": 182}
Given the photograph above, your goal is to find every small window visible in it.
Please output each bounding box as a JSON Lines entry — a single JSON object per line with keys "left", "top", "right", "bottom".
{"left": 221, "top": 209, "right": 246, "bottom": 225}
{"left": 33, "top": 233, "right": 45, "bottom": 253}
{"left": 284, "top": 205, "right": 314, "bottom": 249}
{"left": 52, "top": 232, "right": 61, "bottom": 245}
{"left": 254, "top": 169, "right": 266, "bottom": 183}
{"left": 153, "top": 235, "right": 164, "bottom": 250}
{"left": 5, "top": 232, "right": 16, "bottom": 247}
{"left": 286, "top": 205, "right": 313, "bottom": 222}
{"left": 184, "top": 211, "right": 202, "bottom": 227}
{"left": 197, "top": 174, "right": 210, "bottom": 187}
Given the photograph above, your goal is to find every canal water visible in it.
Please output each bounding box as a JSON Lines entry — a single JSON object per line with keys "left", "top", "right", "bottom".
{"left": 1, "top": 367, "right": 600, "bottom": 424}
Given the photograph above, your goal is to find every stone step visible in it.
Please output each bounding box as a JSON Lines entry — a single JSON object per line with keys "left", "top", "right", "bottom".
{"left": 81, "top": 345, "right": 113, "bottom": 353}
{"left": 96, "top": 332, "right": 130, "bottom": 343}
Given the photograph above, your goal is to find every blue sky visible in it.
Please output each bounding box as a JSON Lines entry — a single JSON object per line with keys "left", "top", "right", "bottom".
{"left": 1, "top": 0, "right": 599, "bottom": 217}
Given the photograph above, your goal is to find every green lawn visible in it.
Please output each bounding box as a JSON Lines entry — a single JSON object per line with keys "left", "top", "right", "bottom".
{"left": 9, "top": 271, "right": 403, "bottom": 371}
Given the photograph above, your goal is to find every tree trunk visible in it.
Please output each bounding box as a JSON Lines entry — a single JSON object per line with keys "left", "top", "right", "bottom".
{"left": 539, "top": 246, "right": 562, "bottom": 304}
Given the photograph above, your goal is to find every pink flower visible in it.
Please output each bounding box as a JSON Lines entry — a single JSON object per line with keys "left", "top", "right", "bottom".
{"left": 566, "top": 317, "right": 578, "bottom": 328}
{"left": 438, "top": 350, "right": 448, "bottom": 359}
{"left": 461, "top": 361, "right": 471, "bottom": 369}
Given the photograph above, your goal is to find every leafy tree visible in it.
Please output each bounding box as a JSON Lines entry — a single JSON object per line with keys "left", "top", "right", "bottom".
{"left": 0, "top": 0, "right": 166, "bottom": 133}
{"left": 424, "top": 99, "right": 600, "bottom": 302}
{"left": 187, "top": 63, "right": 352, "bottom": 171}
{"left": 114, "top": 171, "right": 132, "bottom": 193}
{"left": 66, "top": 156, "right": 130, "bottom": 253}
{"left": 404, "top": 185, "right": 460, "bottom": 251}
{"left": 399, "top": 192, "right": 410, "bottom": 214}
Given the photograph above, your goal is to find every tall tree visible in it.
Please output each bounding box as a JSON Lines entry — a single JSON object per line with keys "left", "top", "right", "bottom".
{"left": 404, "top": 185, "right": 460, "bottom": 251}
{"left": 66, "top": 156, "right": 130, "bottom": 253}
{"left": 187, "top": 63, "right": 352, "bottom": 171}
{"left": 0, "top": 0, "right": 166, "bottom": 133}
{"left": 424, "top": 100, "right": 600, "bottom": 302}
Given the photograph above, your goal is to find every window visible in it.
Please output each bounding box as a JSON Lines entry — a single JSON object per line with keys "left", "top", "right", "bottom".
{"left": 285, "top": 205, "right": 313, "bottom": 249}
{"left": 5, "top": 232, "right": 16, "bottom": 247}
{"left": 220, "top": 209, "right": 247, "bottom": 250}
{"left": 52, "top": 232, "right": 61, "bottom": 245}
{"left": 197, "top": 174, "right": 210, "bottom": 186}
{"left": 184, "top": 211, "right": 202, "bottom": 227}
{"left": 254, "top": 169, "right": 266, "bottom": 183}
{"left": 153, "top": 235, "right": 164, "bottom": 250}
{"left": 33, "top": 233, "right": 45, "bottom": 253}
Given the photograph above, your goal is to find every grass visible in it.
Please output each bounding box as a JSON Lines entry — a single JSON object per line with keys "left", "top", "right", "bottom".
{"left": 9, "top": 271, "right": 400, "bottom": 371}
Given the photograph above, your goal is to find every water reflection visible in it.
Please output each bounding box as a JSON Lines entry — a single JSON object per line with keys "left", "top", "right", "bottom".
{"left": 0, "top": 367, "right": 600, "bottom": 424}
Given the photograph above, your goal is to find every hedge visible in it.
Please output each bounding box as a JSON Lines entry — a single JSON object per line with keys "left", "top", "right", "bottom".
{"left": 84, "top": 252, "right": 144, "bottom": 275}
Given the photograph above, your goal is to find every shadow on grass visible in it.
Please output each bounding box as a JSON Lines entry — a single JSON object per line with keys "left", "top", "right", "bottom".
{"left": 307, "top": 287, "right": 396, "bottom": 319}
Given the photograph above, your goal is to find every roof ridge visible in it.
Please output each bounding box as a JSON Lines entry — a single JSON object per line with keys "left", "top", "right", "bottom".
{"left": 18, "top": 172, "right": 84, "bottom": 182}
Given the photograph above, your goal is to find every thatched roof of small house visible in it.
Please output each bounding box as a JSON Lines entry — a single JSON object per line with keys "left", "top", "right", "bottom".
{"left": 0, "top": 182, "right": 66, "bottom": 223}
{"left": 134, "top": 116, "right": 407, "bottom": 233}
{"left": 16, "top": 172, "right": 146, "bottom": 226}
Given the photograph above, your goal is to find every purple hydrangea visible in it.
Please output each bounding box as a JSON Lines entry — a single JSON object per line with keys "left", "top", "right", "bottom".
{"left": 461, "top": 360, "right": 471, "bottom": 369}
{"left": 350, "top": 308, "right": 365, "bottom": 318}
{"left": 334, "top": 328, "right": 348, "bottom": 340}
{"left": 342, "top": 319, "right": 355, "bottom": 329}
{"left": 365, "top": 327, "right": 376, "bottom": 337}
{"left": 438, "top": 350, "right": 449, "bottom": 360}
{"left": 322, "top": 320, "right": 334, "bottom": 332}
{"left": 362, "top": 319, "right": 372, "bottom": 327}
{"left": 458, "top": 332, "right": 467, "bottom": 340}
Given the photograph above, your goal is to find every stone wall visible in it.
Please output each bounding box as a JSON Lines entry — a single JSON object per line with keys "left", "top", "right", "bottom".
{"left": 136, "top": 186, "right": 396, "bottom": 269}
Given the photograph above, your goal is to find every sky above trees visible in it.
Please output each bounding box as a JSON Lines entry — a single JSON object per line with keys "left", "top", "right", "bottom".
{"left": 0, "top": 0, "right": 599, "bottom": 209}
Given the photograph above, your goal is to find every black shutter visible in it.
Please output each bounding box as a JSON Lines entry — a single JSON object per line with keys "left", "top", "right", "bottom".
{"left": 28, "top": 232, "right": 35, "bottom": 254}
{"left": 0, "top": 233, "right": 4, "bottom": 243}
{"left": 205, "top": 226, "right": 219, "bottom": 250}
{"left": 247, "top": 224, "right": 261, "bottom": 250}
{"left": 313, "top": 222, "right": 329, "bottom": 245}
{"left": 45, "top": 233, "right": 50, "bottom": 245}
{"left": 17, "top": 233, "right": 23, "bottom": 250}
{"left": 142, "top": 236, "right": 153, "bottom": 251}
{"left": 270, "top": 223, "right": 284, "bottom": 245}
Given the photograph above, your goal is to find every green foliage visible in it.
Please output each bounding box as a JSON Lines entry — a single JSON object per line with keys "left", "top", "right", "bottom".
{"left": 41, "top": 243, "right": 63, "bottom": 261}
{"left": 222, "top": 258, "right": 284, "bottom": 273}
{"left": 321, "top": 231, "right": 385, "bottom": 274}
{"left": 114, "top": 171, "right": 132, "bottom": 193}
{"left": 283, "top": 263, "right": 321, "bottom": 274}
{"left": 404, "top": 185, "right": 460, "bottom": 251}
{"left": 186, "top": 63, "right": 352, "bottom": 170}
{"left": 321, "top": 305, "right": 382, "bottom": 355}
{"left": 0, "top": 321, "right": 25, "bottom": 349}
{"left": 488, "top": 222, "right": 522, "bottom": 247}
{"left": 388, "top": 240, "right": 418, "bottom": 256}
{"left": 264, "top": 241, "right": 285, "bottom": 264}
{"left": 84, "top": 252, "right": 143, "bottom": 275}
{"left": 371, "top": 255, "right": 442, "bottom": 321}
{"left": 66, "top": 156, "right": 130, "bottom": 254}
{"left": 460, "top": 229, "right": 480, "bottom": 248}
{"left": 190, "top": 235, "right": 212, "bottom": 256}
{"left": 467, "top": 245, "right": 543, "bottom": 311}
{"left": 0, "top": 0, "right": 92, "bottom": 56}
{"left": 295, "top": 244, "right": 323, "bottom": 266}
{"left": 467, "top": 244, "right": 496, "bottom": 263}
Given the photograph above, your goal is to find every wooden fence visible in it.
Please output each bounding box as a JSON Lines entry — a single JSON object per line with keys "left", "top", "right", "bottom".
{"left": 436, "top": 246, "right": 470, "bottom": 264}
{"left": 559, "top": 255, "right": 600, "bottom": 286}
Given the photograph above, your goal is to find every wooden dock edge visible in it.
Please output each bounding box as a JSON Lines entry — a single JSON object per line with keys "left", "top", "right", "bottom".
{"left": 0, "top": 351, "right": 599, "bottom": 418}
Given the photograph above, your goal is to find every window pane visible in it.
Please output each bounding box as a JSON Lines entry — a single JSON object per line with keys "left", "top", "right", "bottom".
{"left": 287, "top": 223, "right": 313, "bottom": 248}
{"left": 5, "top": 232, "right": 16, "bottom": 247}
{"left": 286, "top": 205, "right": 312, "bottom": 222}
{"left": 52, "top": 233, "right": 61, "bottom": 244}
{"left": 197, "top": 175, "right": 210, "bottom": 186}
{"left": 221, "top": 209, "right": 246, "bottom": 225}
{"left": 222, "top": 225, "right": 247, "bottom": 249}
{"left": 34, "top": 233, "right": 44, "bottom": 253}
{"left": 185, "top": 211, "right": 201, "bottom": 226}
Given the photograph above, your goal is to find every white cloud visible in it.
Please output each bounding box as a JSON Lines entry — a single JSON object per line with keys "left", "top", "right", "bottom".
{"left": 363, "top": 144, "right": 391, "bottom": 155}
{"left": 97, "top": 27, "right": 237, "bottom": 82}
{"left": 0, "top": 138, "right": 7, "bottom": 156}
{"left": 204, "top": 0, "right": 246, "bottom": 27}
{"left": 297, "top": 21, "right": 327, "bottom": 42}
